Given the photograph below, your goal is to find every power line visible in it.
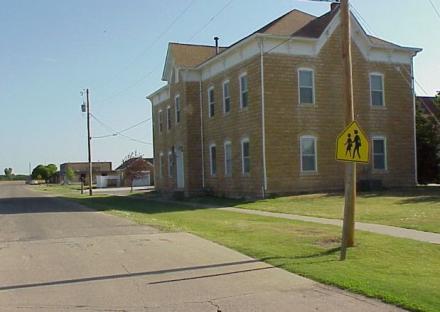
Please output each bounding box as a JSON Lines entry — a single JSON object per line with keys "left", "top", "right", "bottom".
{"left": 428, "top": 0, "right": 440, "bottom": 22}
{"left": 188, "top": 0, "right": 235, "bottom": 41}
{"left": 97, "top": 0, "right": 197, "bottom": 90}
{"left": 90, "top": 113, "right": 152, "bottom": 145}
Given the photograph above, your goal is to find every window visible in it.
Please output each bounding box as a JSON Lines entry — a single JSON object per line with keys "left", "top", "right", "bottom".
{"left": 223, "top": 80, "right": 231, "bottom": 114}
{"left": 241, "top": 138, "right": 250, "bottom": 175}
{"left": 370, "top": 73, "right": 385, "bottom": 106}
{"left": 298, "top": 69, "right": 315, "bottom": 105}
{"left": 158, "top": 110, "right": 163, "bottom": 133}
{"left": 159, "top": 152, "right": 164, "bottom": 178}
{"left": 224, "top": 141, "right": 232, "bottom": 177}
{"left": 373, "top": 137, "right": 387, "bottom": 170}
{"left": 300, "top": 136, "right": 317, "bottom": 172}
{"left": 175, "top": 95, "right": 181, "bottom": 124}
{"left": 240, "top": 73, "right": 248, "bottom": 109}
{"left": 208, "top": 87, "right": 215, "bottom": 118}
{"left": 166, "top": 106, "right": 172, "bottom": 130}
{"left": 210, "top": 144, "right": 217, "bottom": 176}
{"left": 168, "top": 151, "right": 174, "bottom": 178}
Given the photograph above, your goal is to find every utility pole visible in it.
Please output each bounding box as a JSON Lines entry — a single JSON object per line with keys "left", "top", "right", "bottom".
{"left": 86, "top": 89, "right": 93, "bottom": 196}
{"left": 340, "top": 0, "right": 356, "bottom": 261}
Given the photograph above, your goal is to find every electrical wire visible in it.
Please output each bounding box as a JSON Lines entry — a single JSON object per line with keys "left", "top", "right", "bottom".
{"left": 428, "top": 0, "right": 440, "bottom": 22}
{"left": 90, "top": 113, "right": 152, "bottom": 145}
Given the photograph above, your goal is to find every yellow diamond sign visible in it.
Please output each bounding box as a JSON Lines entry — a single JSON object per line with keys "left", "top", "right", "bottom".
{"left": 336, "top": 121, "right": 369, "bottom": 163}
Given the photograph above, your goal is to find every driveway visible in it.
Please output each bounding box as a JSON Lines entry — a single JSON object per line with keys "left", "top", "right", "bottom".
{"left": 0, "top": 182, "right": 404, "bottom": 311}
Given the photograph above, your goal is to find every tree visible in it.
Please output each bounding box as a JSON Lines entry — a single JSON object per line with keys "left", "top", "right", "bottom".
{"left": 416, "top": 93, "right": 440, "bottom": 184}
{"left": 124, "top": 157, "right": 148, "bottom": 189}
{"left": 65, "top": 167, "right": 75, "bottom": 183}
{"left": 32, "top": 165, "right": 50, "bottom": 181}
{"left": 47, "top": 164, "right": 58, "bottom": 177}
{"left": 4, "top": 168, "right": 13, "bottom": 179}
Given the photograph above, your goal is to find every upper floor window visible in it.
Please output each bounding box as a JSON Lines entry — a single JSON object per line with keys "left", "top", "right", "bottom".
{"left": 298, "top": 69, "right": 315, "bottom": 105}
{"left": 166, "top": 106, "right": 172, "bottom": 130}
{"left": 370, "top": 73, "right": 385, "bottom": 107}
{"left": 175, "top": 95, "right": 181, "bottom": 124}
{"left": 241, "top": 138, "right": 250, "bottom": 175}
{"left": 158, "top": 110, "right": 163, "bottom": 133}
{"left": 210, "top": 144, "right": 217, "bottom": 176}
{"left": 223, "top": 80, "right": 231, "bottom": 114}
{"left": 300, "top": 135, "right": 317, "bottom": 172}
{"left": 240, "top": 73, "right": 248, "bottom": 109}
{"left": 224, "top": 141, "right": 232, "bottom": 177}
{"left": 159, "top": 152, "right": 164, "bottom": 178}
{"left": 208, "top": 87, "right": 215, "bottom": 118}
{"left": 372, "top": 136, "right": 387, "bottom": 170}
{"left": 168, "top": 151, "right": 174, "bottom": 178}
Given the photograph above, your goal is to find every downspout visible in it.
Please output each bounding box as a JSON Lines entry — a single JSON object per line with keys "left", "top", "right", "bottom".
{"left": 199, "top": 79, "right": 205, "bottom": 190}
{"left": 260, "top": 37, "right": 268, "bottom": 196}
{"left": 410, "top": 59, "right": 418, "bottom": 185}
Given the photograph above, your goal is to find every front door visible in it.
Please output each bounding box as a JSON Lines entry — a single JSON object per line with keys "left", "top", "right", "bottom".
{"left": 176, "top": 147, "right": 185, "bottom": 189}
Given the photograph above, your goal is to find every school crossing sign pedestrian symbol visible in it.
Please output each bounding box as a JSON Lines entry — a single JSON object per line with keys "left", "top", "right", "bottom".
{"left": 336, "top": 121, "right": 369, "bottom": 163}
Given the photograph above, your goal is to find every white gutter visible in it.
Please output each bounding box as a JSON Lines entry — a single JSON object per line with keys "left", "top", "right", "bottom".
{"left": 199, "top": 80, "right": 205, "bottom": 189}
{"left": 411, "top": 58, "right": 418, "bottom": 186}
{"left": 260, "top": 38, "right": 268, "bottom": 195}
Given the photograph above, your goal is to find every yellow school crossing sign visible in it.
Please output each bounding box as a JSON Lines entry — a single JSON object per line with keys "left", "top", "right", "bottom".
{"left": 336, "top": 121, "right": 369, "bottom": 163}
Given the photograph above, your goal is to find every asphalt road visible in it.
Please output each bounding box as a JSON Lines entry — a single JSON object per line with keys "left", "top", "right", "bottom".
{"left": 0, "top": 182, "right": 405, "bottom": 311}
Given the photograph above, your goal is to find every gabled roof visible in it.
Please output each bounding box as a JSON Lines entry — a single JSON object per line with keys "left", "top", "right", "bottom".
{"left": 293, "top": 8, "right": 338, "bottom": 38}
{"left": 116, "top": 158, "right": 154, "bottom": 171}
{"left": 169, "top": 43, "right": 227, "bottom": 68}
{"left": 256, "top": 9, "right": 316, "bottom": 36}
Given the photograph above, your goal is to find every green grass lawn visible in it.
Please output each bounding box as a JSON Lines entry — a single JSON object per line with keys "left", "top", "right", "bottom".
{"left": 37, "top": 185, "right": 440, "bottom": 312}
{"left": 189, "top": 187, "right": 440, "bottom": 233}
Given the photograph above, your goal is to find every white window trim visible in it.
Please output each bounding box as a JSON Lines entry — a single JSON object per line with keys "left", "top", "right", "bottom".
{"left": 166, "top": 106, "right": 172, "bottom": 130}
{"left": 372, "top": 136, "right": 388, "bottom": 171}
{"left": 239, "top": 72, "right": 248, "bottom": 110}
{"left": 209, "top": 143, "right": 217, "bottom": 176}
{"left": 300, "top": 135, "right": 318, "bottom": 173}
{"left": 158, "top": 110, "right": 163, "bottom": 133}
{"left": 168, "top": 151, "right": 173, "bottom": 178}
{"left": 224, "top": 140, "right": 232, "bottom": 177}
{"left": 369, "top": 72, "right": 386, "bottom": 107}
{"left": 223, "top": 80, "right": 231, "bottom": 114}
{"left": 175, "top": 95, "right": 180, "bottom": 124}
{"left": 159, "top": 152, "right": 164, "bottom": 178}
{"left": 298, "top": 68, "right": 315, "bottom": 106}
{"left": 208, "top": 86, "right": 215, "bottom": 118}
{"left": 241, "top": 137, "right": 250, "bottom": 175}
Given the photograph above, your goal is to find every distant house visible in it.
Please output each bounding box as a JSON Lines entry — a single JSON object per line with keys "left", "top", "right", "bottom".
{"left": 147, "top": 5, "right": 421, "bottom": 198}
{"left": 60, "top": 162, "right": 113, "bottom": 185}
{"left": 116, "top": 158, "right": 154, "bottom": 187}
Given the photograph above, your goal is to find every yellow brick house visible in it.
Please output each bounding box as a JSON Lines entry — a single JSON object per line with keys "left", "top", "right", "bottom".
{"left": 147, "top": 5, "right": 421, "bottom": 198}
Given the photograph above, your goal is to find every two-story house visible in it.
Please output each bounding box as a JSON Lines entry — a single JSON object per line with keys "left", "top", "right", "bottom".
{"left": 147, "top": 5, "right": 421, "bottom": 198}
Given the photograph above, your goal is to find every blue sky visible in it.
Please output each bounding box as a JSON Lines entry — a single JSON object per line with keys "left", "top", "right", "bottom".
{"left": 1, "top": 0, "right": 438, "bottom": 174}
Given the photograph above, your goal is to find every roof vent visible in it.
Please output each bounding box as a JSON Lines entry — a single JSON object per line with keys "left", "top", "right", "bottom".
{"left": 214, "top": 36, "right": 220, "bottom": 55}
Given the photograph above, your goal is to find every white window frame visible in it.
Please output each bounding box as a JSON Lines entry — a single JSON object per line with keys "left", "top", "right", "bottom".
{"left": 175, "top": 95, "right": 181, "bottom": 124}
{"left": 166, "top": 106, "right": 172, "bottom": 130}
{"left": 372, "top": 136, "right": 388, "bottom": 171}
{"left": 209, "top": 143, "right": 217, "bottom": 176}
{"left": 239, "top": 72, "right": 248, "bottom": 109}
{"left": 224, "top": 140, "right": 232, "bottom": 177}
{"left": 158, "top": 110, "right": 163, "bottom": 133}
{"left": 300, "top": 135, "right": 318, "bottom": 173}
{"left": 208, "top": 86, "right": 215, "bottom": 118}
{"left": 298, "top": 68, "right": 315, "bottom": 105}
{"left": 168, "top": 151, "right": 173, "bottom": 178}
{"left": 223, "top": 80, "right": 231, "bottom": 114}
{"left": 159, "top": 152, "right": 164, "bottom": 178}
{"left": 369, "top": 72, "right": 385, "bottom": 107}
{"left": 241, "top": 137, "right": 250, "bottom": 175}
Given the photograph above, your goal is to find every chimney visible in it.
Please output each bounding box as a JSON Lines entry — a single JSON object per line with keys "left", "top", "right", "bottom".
{"left": 214, "top": 36, "right": 220, "bottom": 55}
{"left": 331, "top": 2, "right": 340, "bottom": 11}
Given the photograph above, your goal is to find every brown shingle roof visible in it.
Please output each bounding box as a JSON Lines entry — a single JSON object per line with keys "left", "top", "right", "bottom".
{"left": 417, "top": 96, "right": 440, "bottom": 118}
{"left": 293, "top": 9, "right": 337, "bottom": 38}
{"left": 170, "top": 43, "right": 226, "bottom": 68}
{"left": 257, "top": 9, "right": 316, "bottom": 36}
